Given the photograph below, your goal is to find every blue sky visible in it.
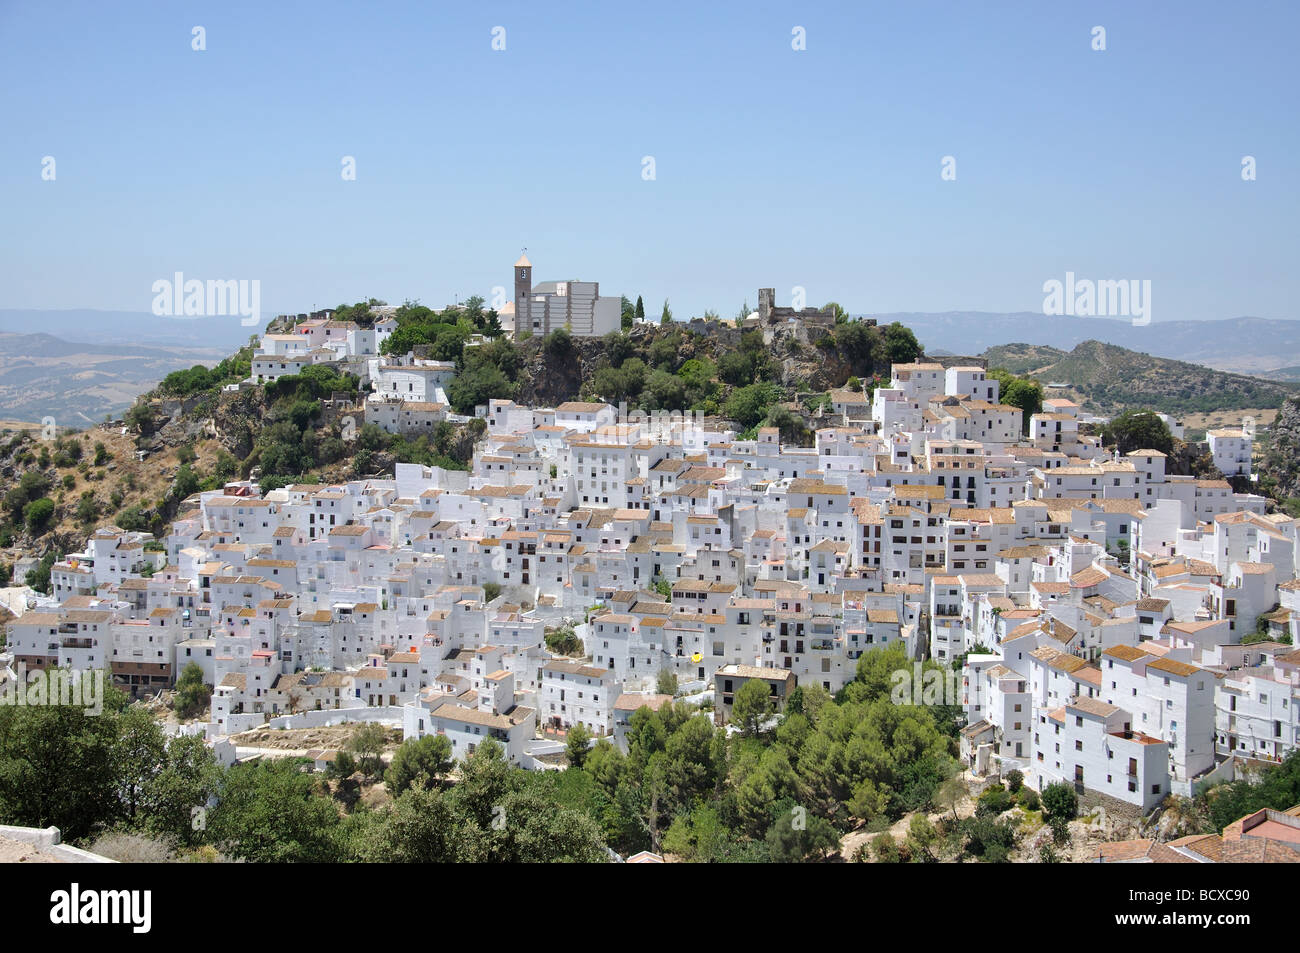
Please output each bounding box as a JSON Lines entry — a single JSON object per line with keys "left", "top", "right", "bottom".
{"left": 1, "top": 0, "right": 1296, "bottom": 331}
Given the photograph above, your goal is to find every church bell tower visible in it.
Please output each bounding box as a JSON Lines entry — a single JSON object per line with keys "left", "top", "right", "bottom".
{"left": 513, "top": 251, "right": 532, "bottom": 339}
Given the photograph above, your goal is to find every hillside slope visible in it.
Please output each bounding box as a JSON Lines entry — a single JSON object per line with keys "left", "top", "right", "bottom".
{"left": 0, "top": 331, "right": 230, "bottom": 424}
{"left": 982, "top": 340, "right": 1300, "bottom": 416}
{"left": 887, "top": 312, "right": 1300, "bottom": 374}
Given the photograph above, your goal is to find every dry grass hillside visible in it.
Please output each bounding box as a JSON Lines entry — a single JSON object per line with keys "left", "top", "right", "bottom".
{"left": 982, "top": 340, "right": 1300, "bottom": 418}
{"left": 0, "top": 421, "right": 228, "bottom": 578}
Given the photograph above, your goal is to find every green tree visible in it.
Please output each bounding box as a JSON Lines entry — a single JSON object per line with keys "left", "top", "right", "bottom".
{"left": 354, "top": 785, "right": 465, "bottom": 862}
{"left": 656, "top": 668, "right": 678, "bottom": 696}
{"left": 24, "top": 551, "right": 57, "bottom": 593}
{"left": 765, "top": 404, "right": 810, "bottom": 445}
{"left": 471, "top": 786, "right": 609, "bottom": 862}
{"left": 385, "top": 734, "right": 454, "bottom": 795}
{"left": 724, "top": 382, "right": 780, "bottom": 429}
{"left": 975, "top": 783, "right": 1013, "bottom": 818}
{"left": 880, "top": 322, "right": 922, "bottom": 365}
{"left": 1194, "top": 751, "right": 1300, "bottom": 832}
{"left": 1041, "top": 781, "right": 1078, "bottom": 820}
{"left": 663, "top": 804, "right": 739, "bottom": 862}
{"left": 766, "top": 805, "right": 841, "bottom": 862}
{"left": 832, "top": 320, "right": 880, "bottom": 375}
{"left": 545, "top": 624, "right": 584, "bottom": 656}
{"left": 111, "top": 707, "right": 167, "bottom": 825}
{"left": 905, "top": 813, "right": 939, "bottom": 862}
{"left": 447, "top": 363, "right": 515, "bottom": 415}
{"left": 23, "top": 497, "right": 55, "bottom": 534}
{"left": 125, "top": 402, "right": 156, "bottom": 435}
{"left": 959, "top": 815, "right": 1018, "bottom": 862}
{"left": 731, "top": 679, "right": 774, "bottom": 736}
{"left": 989, "top": 369, "right": 1044, "bottom": 434}
{"left": 872, "top": 832, "right": 904, "bottom": 862}
{"left": 1101, "top": 410, "right": 1174, "bottom": 456}
{"left": 172, "top": 464, "right": 201, "bottom": 502}
{"left": 173, "top": 662, "right": 212, "bottom": 719}
{"left": 75, "top": 491, "right": 98, "bottom": 525}
{"left": 450, "top": 739, "right": 516, "bottom": 830}
{"left": 635, "top": 296, "right": 645, "bottom": 323}
{"left": 0, "top": 677, "right": 129, "bottom": 839}
{"left": 144, "top": 733, "right": 222, "bottom": 848}
{"left": 544, "top": 326, "right": 575, "bottom": 358}
{"left": 347, "top": 723, "right": 389, "bottom": 778}
{"left": 566, "top": 723, "right": 593, "bottom": 768}
{"left": 734, "top": 746, "right": 799, "bottom": 837}
{"left": 717, "top": 351, "right": 754, "bottom": 386}
{"left": 207, "top": 759, "right": 343, "bottom": 862}
{"left": 328, "top": 750, "right": 358, "bottom": 780}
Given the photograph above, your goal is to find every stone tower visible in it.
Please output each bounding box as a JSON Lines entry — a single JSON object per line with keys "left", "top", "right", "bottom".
{"left": 513, "top": 252, "right": 532, "bottom": 339}
{"left": 758, "top": 287, "right": 775, "bottom": 323}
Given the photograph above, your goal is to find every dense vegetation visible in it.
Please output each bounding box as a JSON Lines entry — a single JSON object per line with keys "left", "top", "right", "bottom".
{"left": 245, "top": 363, "right": 489, "bottom": 490}
{"left": 157, "top": 349, "right": 254, "bottom": 398}
{"left": 987, "top": 368, "right": 1043, "bottom": 433}
{"left": 446, "top": 336, "right": 522, "bottom": 414}
{"left": 380, "top": 297, "right": 503, "bottom": 362}
{"left": 580, "top": 317, "right": 921, "bottom": 440}
{"left": 1100, "top": 410, "right": 1174, "bottom": 456}
{"left": 0, "top": 645, "right": 987, "bottom": 863}
{"left": 1180, "top": 750, "right": 1300, "bottom": 834}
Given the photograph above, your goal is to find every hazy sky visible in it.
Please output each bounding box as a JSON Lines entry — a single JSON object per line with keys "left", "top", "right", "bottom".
{"left": 1, "top": 0, "right": 1296, "bottom": 333}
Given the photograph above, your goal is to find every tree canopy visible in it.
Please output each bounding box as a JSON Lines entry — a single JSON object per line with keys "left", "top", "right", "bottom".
{"left": 1101, "top": 410, "right": 1174, "bottom": 456}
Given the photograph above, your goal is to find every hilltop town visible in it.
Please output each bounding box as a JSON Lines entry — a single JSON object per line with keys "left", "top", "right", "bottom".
{"left": 5, "top": 288, "right": 1300, "bottom": 862}
{"left": 2, "top": 258, "right": 1299, "bottom": 863}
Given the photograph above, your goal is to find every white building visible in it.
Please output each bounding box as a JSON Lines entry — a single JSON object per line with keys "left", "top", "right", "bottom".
{"left": 509, "top": 254, "right": 621, "bottom": 338}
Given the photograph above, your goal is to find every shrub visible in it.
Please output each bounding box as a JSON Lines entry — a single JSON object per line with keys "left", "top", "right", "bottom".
{"left": 871, "top": 832, "right": 903, "bottom": 863}
{"left": 545, "top": 625, "right": 584, "bottom": 657}
{"left": 23, "top": 497, "right": 55, "bottom": 534}
{"left": 544, "top": 327, "right": 575, "bottom": 358}
{"left": 86, "top": 832, "right": 176, "bottom": 863}
{"left": 976, "top": 784, "right": 1013, "bottom": 818}
{"left": 328, "top": 750, "right": 358, "bottom": 780}
{"left": 1041, "top": 781, "right": 1078, "bottom": 820}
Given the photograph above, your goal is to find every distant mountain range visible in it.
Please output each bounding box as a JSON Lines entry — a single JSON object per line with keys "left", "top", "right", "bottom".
{"left": 0, "top": 309, "right": 265, "bottom": 353}
{"left": 2, "top": 307, "right": 1298, "bottom": 426}
{"left": 0, "top": 331, "right": 228, "bottom": 425}
{"left": 980, "top": 340, "right": 1300, "bottom": 417}
{"left": 870, "top": 312, "right": 1300, "bottom": 374}
{"left": 8, "top": 307, "right": 1297, "bottom": 375}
